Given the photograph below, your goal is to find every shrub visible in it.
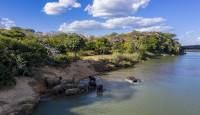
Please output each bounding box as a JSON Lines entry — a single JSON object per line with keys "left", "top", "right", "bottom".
{"left": 110, "top": 53, "right": 138, "bottom": 67}
{"left": 49, "top": 54, "right": 70, "bottom": 65}
{"left": 0, "top": 48, "right": 16, "bottom": 87}
{"left": 95, "top": 38, "right": 111, "bottom": 55}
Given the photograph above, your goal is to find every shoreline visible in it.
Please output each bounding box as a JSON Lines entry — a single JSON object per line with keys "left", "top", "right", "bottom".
{"left": 0, "top": 54, "right": 178, "bottom": 115}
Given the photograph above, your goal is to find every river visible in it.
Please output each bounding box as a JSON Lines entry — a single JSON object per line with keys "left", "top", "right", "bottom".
{"left": 32, "top": 52, "right": 200, "bottom": 115}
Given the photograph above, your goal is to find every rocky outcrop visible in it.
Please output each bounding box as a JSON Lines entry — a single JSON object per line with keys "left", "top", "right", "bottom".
{"left": 0, "top": 78, "right": 39, "bottom": 115}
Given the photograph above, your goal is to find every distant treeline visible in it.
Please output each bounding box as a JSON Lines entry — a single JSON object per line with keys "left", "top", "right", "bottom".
{"left": 182, "top": 45, "right": 200, "bottom": 49}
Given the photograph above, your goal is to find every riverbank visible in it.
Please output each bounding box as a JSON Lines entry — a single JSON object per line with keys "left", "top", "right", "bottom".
{"left": 32, "top": 52, "right": 200, "bottom": 115}
{"left": 0, "top": 78, "right": 39, "bottom": 115}
{"left": 0, "top": 60, "right": 97, "bottom": 115}
{"left": 0, "top": 54, "right": 177, "bottom": 115}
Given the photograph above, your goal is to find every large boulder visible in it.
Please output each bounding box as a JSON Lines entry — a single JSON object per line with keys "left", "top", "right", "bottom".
{"left": 78, "top": 84, "right": 88, "bottom": 93}
{"left": 44, "top": 77, "right": 62, "bottom": 88}
{"left": 0, "top": 78, "right": 39, "bottom": 115}
{"left": 8, "top": 97, "right": 39, "bottom": 115}
{"left": 61, "top": 79, "right": 75, "bottom": 85}
{"left": 51, "top": 84, "right": 66, "bottom": 95}
{"left": 65, "top": 88, "right": 79, "bottom": 96}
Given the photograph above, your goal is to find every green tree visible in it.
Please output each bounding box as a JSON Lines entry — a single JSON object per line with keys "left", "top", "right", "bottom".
{"left": 146, "top": 36, "right": 159, "bottom": 53}
{"left": 95, "top": 38, "right": 111, "bottom": 54}
{"left": 84, "top": 40, "right": 96, "bottom": 51}
{"left": 123, "top": 41, "right": 136, "bottom": 53}
{"left": 66, "top": 35, "right": 85, "bottom": 57}
{"left": 112, "top": 42, "right": 124, "bottom": 53}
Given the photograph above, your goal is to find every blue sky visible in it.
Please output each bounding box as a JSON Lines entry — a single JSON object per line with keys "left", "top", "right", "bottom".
{"left": 0, "top": 0, "right": 200, "bottom": 45}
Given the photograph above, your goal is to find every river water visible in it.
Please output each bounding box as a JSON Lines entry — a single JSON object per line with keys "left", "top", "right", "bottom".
{"left": 32, "top": 52, "right": 200, "bottom": 115}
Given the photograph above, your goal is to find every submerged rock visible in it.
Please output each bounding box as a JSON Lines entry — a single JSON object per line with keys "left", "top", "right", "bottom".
{"left": 125, "top": 76, "right": 141, "bottom": 84}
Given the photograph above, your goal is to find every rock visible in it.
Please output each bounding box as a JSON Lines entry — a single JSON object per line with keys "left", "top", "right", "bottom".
{"left": 78, "top": 84, "right": 88, "bottom": 93}
{"left": 65, "top": 88, "right": 79, "bottom": 96}
{"left": 125, "top": 76, "right": 141, "bottom": 84}
{"left": 44, "top": 77, "right": 62, "bottom": 88}
{"left": 64, "top": 84, "right": 78, "bottom": 89}
{"left": 51, "top": 85, "right": 66, "bottom": 95}
{"left": 61, "top": 78, "right": 76, "bottom": 84}
{"left": 0, "top": 78, "right": 39, "bottom": 115}
{"left": 16, "top": 103, "right": 36, "bottom": 115}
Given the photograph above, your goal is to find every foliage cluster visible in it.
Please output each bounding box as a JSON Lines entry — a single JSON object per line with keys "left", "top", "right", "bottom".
{"left": 0, "top": 27, "right": 181, "bottom": 87}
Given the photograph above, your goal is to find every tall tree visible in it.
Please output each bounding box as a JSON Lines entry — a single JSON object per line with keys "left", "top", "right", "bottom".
{"left": 66, "top": 35, "right": 85, "bottom": 57}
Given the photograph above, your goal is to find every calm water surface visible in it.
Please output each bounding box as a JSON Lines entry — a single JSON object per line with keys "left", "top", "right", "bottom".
{"left": 33, "top": 52, "right": 200, "bottom": 115}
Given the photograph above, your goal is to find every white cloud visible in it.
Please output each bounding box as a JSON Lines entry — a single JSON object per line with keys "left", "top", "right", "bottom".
{"left": 85, "top": 0, "right": 150, "bottom": 18}
{"left": 59, "top": 20, "right": 104, "bottom": 32}
{"left": 179, "top": 30, "right": 200, "bottom": 45}
{"left": 59, "top": 16, "right": 167, "bottom": 33}
{"left": 135, "top": 25, "right": 173, "bottom": 32}
{"left": 43, "top": 0, "right": 81, "bottom": 15}
{"left": 104, "top": 17, "right": 165, "bottom": 29}
{"left": 0, "top": 18, "right": 16, "bottom": 29}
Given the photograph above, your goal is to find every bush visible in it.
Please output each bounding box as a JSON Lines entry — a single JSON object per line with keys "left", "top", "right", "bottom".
{"left": 84, "top": 40, "right": 96, "bottom": 51}
{"left": 0, "top": 29, "right": 48, "bottom": 78}
{"left": 111, "top": 42, "right": 124, "bottom": 53}
{"left": 95, "top": 38, "right": 111, "bottom": 54}
{"left": 49, "top": 54, "right": 70, "bottom": 65}
{"left": 110, "top": 53, "right": 138, "bottom": 67}
{"left": 0, "top": 48, "right": 16, "bottom": 87}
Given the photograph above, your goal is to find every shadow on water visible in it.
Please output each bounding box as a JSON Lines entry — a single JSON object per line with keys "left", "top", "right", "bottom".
{"left": 32, "top": 79, "right": 138, "bottom": 115}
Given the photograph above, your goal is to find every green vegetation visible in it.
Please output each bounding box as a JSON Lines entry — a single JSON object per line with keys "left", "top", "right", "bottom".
{"left": 0, "top": 27, "right": 182, "bottom": 88}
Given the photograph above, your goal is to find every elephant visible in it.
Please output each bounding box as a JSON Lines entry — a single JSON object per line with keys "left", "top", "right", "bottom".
{"left": 96, "top": 84, "right": 103, "bottom": 94}
{"left": 89, "top": 76, "right": 96, "bottom": 82}
{"left": 88, "top": 81, "right": 96, "bottom": 90}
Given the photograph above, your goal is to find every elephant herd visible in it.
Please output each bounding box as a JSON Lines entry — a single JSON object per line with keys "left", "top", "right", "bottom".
{"left": 43, "top": 76, "right": 104, "bottom": 96}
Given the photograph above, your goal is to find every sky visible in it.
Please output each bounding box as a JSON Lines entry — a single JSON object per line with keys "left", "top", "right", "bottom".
{"left": 0, "top": 0, "right": 200, "bottom": 45}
